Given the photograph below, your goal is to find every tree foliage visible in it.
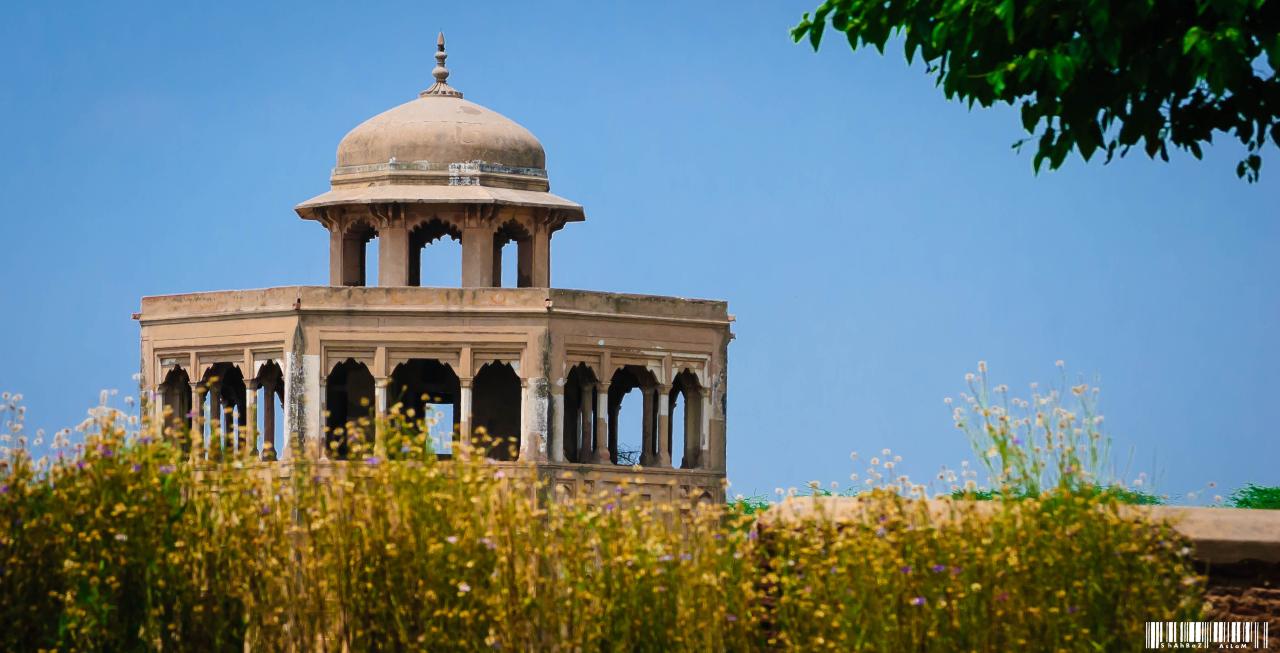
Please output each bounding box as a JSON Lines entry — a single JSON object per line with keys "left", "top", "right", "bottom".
{"left": 794, "top": 0, "right": 1280, "bottom": 180}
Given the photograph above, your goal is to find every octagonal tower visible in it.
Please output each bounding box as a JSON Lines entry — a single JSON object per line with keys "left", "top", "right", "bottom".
{"left": 136, "top": 35, "right": 731, "bottom": 502}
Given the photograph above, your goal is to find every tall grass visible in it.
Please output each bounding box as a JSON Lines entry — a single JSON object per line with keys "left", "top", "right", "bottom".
{"left": 0, "top": 377, "right": 1205, "bottom": 652}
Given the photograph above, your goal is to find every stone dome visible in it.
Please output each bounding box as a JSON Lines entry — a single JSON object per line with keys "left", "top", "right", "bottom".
{"left": 334, "top": 95, "right": 546, "bottom": 172}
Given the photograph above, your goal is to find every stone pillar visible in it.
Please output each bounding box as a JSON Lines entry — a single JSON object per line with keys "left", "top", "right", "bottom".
{"left": 150, "top": 387, "right": 164, "bottom": 439}
{"left": 459, "top": 378, "right": 474, "bottom": 451}
{"left": 656, "top": 384, "right": 671, "bottom": 467}
{"left": 491, "top": 238, "right": 504, "bottom": 286}
{"left": 378, "top": 223, "right": 410, "bottom": 287}
{"left": 318, "top": 375, "right": 328, "bottom": 461}
{"left": 461, "top": 226, "right": 495, "bottom": 287}
{"left": 374, "top": 378, "right": 389, "bottom": 457}
{"left": 208, "top": 385, "right": 224, "bottom": 461}
{"left": 531, "top": 227, "right": 550, "bottom": 287}
{"left": 521, "top": 377, "right": 547, "bottom": 461}
{"left": 245, "top": 380, "right": 259, "bottom": 458}
{"left": 639, "top": 386, "right": 656, "bottom": 466}
{"left": 328, "top": 229, "right": 345, "bottom": 286}
{"left": 607, "top": 397, "right": 620, "bottom": 464}
{"left": 699, "top": 392, "right": 712, "bottom": 470}
{"left": 578, "top": 383, "right": 594, "bottom": 462}
{"left": 549, "top": 388, "right": 565, "bottom": 462}
{"left": 262, "top": 381, "right": 277, "bottom": 461}
{"left": 341, "top": 235, "right": 365, "bottom": 287}
{"left": 190, "top": 382, "right": 205, "bottom": 463}
{"left": 592, "top": 383, "right": 612, "bottom": 464}
{"left": 516, "top": 238, "right": 533, "bottom": 288}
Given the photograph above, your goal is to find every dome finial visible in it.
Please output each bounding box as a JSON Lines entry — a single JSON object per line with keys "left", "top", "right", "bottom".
{"left": 421, "top": 31, "right": 463, "bottom": 98}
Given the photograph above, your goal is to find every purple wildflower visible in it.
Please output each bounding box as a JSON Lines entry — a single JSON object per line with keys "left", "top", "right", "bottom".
{"left": 603, "top": 502, "right": 616, "bottom": 512}
{"left": 1068, "top": 606, "right": 1078, "bottom": 614}
{"left": 0, "top": 484, "right": 8, "bottom": 494}
{"left": 364, "top": 456, "right": 381, "bottom": 466}
{"left": 658, "top": 554, "right": 674, "bottom": 562}
{"left": 931, "top": 564, "right": 947, "bottom": 573}
{"left": 158, "top": 464, "right": 175, "bottom": 475}
{"left": 747, "top": 530, "right": 758, "bottom": 541}
{"left": 76, "top": 460, "right": 87, "bottom": 470}
{"left": 910, "top": 596, "right": 926, "bottom": 606}
{"left": 901, "top": 565, "right": 912, "bottom": 575}
{"left": 680, "top": 553, "right": 692, "bottom": 561}
{"left": 996, "top": 592, "right": 1009, "bottom": 602}
{"left": 131, "top": 464, "right": 142, "bottom": 473}
{"left": 951, "top": 566, "right": 963, "bottom": 575}
{"left": 726, "top": 613, "right": 738, "bottom": 622}
{"left": 99, "top": 445, "right": 113, "bottom": 457}
{"left": 875, "top": 527, "right": 887, "bottom": 538}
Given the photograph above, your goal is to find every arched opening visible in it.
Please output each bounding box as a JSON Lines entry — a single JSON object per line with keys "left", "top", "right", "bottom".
{"left": 203, "top": 363, "right": 247, "bottom": 460}
{"left": 254, "top": 361, "right": 285, "bottom": 461}
{"left": 341, "top": 220, "right": 378, "bottom": 287}
{"left": 492, "top": 220, "right": 532, "bottom": 288}
{"left": 325, "top": 359, "right": 375, "bottom": 459}
{"left": 472, "top": 361, "right": 522, "bottom": 460}
{"left": 158, "top": 366, "right": 192, "bottom": 437}
{"left": 389, "top": 359, "right": 460, "bottom": 458}
{"left": 670, "top": 369, "right": 703, "bottom": 469}
{"left": 409, "top": 219, "right": 462, "bottom": 287}
{"left": 608, "top": 366, "right": 657, "bottom": 466}
{"left": 562, "top": 363, "right": 598, "bottom": 463}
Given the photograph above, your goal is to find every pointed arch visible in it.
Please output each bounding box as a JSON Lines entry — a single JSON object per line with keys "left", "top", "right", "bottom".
{"left": 493, "top": 217, "right": 533, "bottom": 288}
{"left": 670, "top": 368, "right": 703, "bottom": 469}
{"left": 325, "top": 358, "right": 374, "bottom": 459}
{"left": 607, "top": 365, "right": 658, "bottom": 466}
{"left": 409, "top": 217, "right": 463, "bottom": 287}
{"left": 563, "top": 363, "right": 599, "bottom": 463}
{"left": 389, "top": 358, "right": 460, "bottom": 458}
{"left": 473, "top": 360, "right": 522, "bottom": 460}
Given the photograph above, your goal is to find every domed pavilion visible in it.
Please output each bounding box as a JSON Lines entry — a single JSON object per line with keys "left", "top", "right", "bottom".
{"left": 136, "top": 35, "right": 731, "bottom": 502}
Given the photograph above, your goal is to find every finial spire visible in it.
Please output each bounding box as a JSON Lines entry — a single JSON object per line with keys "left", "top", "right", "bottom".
{"left": 421, "top": 31, "right": 463, "bottom": 98}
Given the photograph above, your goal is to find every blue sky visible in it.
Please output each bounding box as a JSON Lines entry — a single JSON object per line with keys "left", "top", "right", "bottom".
{"left": 1, "top": 1, "right": 1276, "bottom": 499}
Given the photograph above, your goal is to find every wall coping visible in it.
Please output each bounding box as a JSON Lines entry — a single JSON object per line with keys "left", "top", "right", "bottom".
{"left": 760, "top": 496, "right": 1280, "bottom": 565}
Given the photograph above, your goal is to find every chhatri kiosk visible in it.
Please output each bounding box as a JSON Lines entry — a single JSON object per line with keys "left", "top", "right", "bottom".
{"left": 136, "top": 36, "right": 731, "bottom": 502}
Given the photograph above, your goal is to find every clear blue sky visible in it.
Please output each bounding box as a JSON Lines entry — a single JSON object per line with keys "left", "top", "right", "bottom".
{"left": 1, "top": 1, "right": 1276, "bottom": 499}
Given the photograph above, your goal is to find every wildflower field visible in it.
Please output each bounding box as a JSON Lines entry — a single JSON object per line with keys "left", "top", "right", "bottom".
{"left": 0, "top": 366, "right": 1211, "bottom": 652}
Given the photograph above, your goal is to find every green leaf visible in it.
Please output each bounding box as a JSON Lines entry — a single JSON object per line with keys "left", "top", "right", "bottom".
{"left": 1182, "top": 27, "right": 1204, "bottom": 54}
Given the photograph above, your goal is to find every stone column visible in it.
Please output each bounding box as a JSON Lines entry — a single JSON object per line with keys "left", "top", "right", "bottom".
{"left": 150, "top": 387, "right": 162, "bottom": 439}
{"left": 549, "top": 388, "right": 565, "bottom": 462}
{"left": 245, "top": 380, "right": 259, "bottom": 459}
{"left": 318, "top": 375, "right": 328, "bottom": 461}
{"left": 491, "top": 238, "right": 504, "bottom": 286}
{"left": 520, "top": 378, "right": 547, "bottom": 461}
{"left": 378, "top": 223, "right": 410, "bottom": 287}
{"left": 531, "top": 227, "right": 551, "bottom": 287}
{"left": 461, "top": 226, "right": 495, "bottom": 287}
{"left": 592, "top": 383, "right": 612, "bottom": 464}
{"left": 262, "top": 381, "right": 277, "bottom": 461}
{"left": 639, "top": 386, "right": 656, "bottom": 466}
{"left": 189, "top": 382, "right": 205, "bottom": 463}
{"left": 328, "top": 229, "right": 345, "bottom": 286}
{"left": 578, "top": 383, "right": 594, "bottom": 462}
{"left": 516, "top": 238, "right": 533, "bottom": 288}
{"left": 341, "top": 236, "right": 364, "bottom": 286}
{"left": 374, "top": 378, "right": 389, "bottom": 457}
{"left": 699, "top": 392, "right": 712, "bottom": 470}
{"left": 656, "top": 384, "right": 672, "bottom": 467}
{"left": 209, "top": 385, "right": 224, "bottom": 461}
{"left": 458, "top": 378, "right": 474, "bottom": 452}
